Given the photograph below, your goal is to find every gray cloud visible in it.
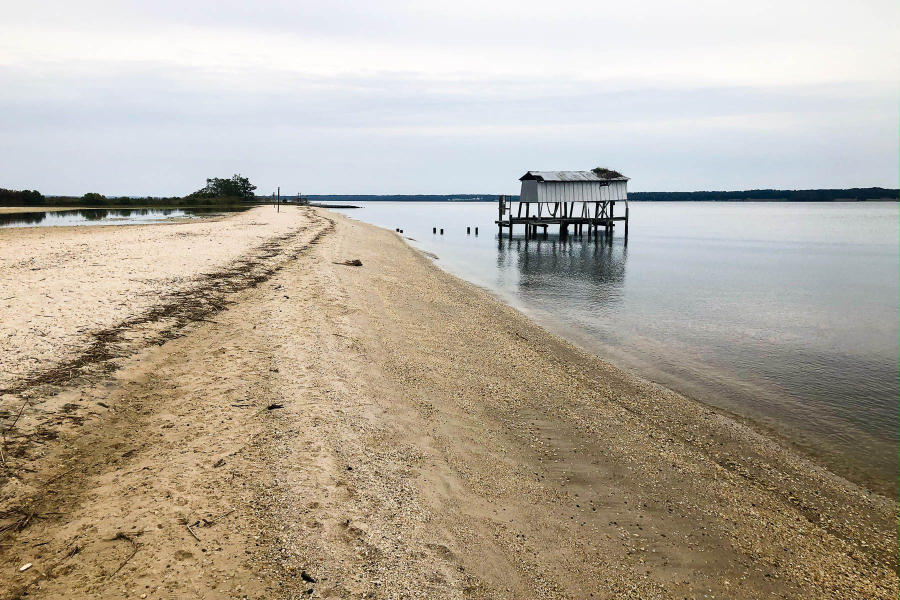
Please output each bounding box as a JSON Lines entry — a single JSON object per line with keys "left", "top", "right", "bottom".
{"left": 1, "top": 1, "right": 897, "bottom": 195}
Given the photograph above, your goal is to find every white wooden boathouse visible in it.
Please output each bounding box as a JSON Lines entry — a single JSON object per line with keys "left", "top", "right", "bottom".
{"left": 497, "top": 170, "right": 630, "bottom": 239}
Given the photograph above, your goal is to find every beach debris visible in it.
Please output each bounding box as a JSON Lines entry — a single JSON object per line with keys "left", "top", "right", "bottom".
{"left": 186, "top": 523, "right": 201, "bottom": 541}
{"left": 266, "top": 403, "right": 284, "bottom": 410}
{"left": 591, "top": 166, "right": 625, "bottom": 179}
{"left": 109, "top": 532, "right": 141, "bottom": 577}
{"left": 97, "top": 401, "right": 109, "bottom": 408}
{"left": 5, "top": 399, "right": 29, "bottom": 435}
{"left": 337, "top": 259, "right": 363, "bottom": 267}
{"left": 205, "top": 508, "right": 236, "bottom": 525}
{"left": 19, "top": 563, "right": 32, "bottom": 572}
{"left": 46, "top": 465, "right": 77, "bottom": 484}
{"left": 213, "top": 458, "right": 226, "bottom": 468}
{"left": 300, "top": 570, "right": 317, "bottom": 583}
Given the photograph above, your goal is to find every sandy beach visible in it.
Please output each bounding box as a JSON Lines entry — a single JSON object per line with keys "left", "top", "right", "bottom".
{"left": 0, "top": 206, "right": 895, "bottom": 599}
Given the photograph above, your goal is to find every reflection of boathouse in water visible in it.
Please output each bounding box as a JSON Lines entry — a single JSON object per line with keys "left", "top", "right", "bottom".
{"left": 496, "top": 170, "right": 629, "bottom": 239}
{"left": 498, "top": 234, "right": 628, "bottom": 307}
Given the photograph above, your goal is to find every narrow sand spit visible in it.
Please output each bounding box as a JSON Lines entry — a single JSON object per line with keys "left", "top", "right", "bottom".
{"left": 0, "top": 206, "right": 895, "bottom": 599}
{"left": 0, "top": 208, "right": 84, "bottom": 214}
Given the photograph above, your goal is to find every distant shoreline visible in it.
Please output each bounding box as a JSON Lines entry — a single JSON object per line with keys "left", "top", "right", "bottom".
{"left": 1, "top": 187, "right": 895, "bottom": 209}
{"left": 310, "top": 197, "right": 900, "bottom": 203}
{"left": 306, "top": 188, "right": 898, "bottom": 203}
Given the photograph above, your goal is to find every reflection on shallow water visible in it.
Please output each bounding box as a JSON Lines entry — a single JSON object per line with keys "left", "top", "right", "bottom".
{"left": 0, "top": 208, "right": 244, "bottom": 228}
{"left": 498, "top": 235, "right": 627, "bottom": 308}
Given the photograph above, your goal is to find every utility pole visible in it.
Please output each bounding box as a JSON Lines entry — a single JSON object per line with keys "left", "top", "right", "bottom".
{"left": 277, "top": 186, "right": 280, "bottom": 213}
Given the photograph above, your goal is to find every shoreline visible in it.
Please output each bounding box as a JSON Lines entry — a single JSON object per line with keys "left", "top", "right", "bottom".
{"left": 0, "top": 206, "right": 895, "bottom": 598}
{"left": 508, "top": 307, "right": 897, "bottom": 500}
{"left": 336, "top": 203, "right": 898, "bottom": 499}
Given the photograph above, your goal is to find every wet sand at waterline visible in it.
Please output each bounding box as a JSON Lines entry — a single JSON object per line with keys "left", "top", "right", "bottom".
{"left": 0, "top": 206, "right": 894, "bottom": 599}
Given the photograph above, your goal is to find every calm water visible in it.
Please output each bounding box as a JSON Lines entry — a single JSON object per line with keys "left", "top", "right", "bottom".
{"left": 327, "top": 201, "right": 899, "bottom": 494}
{"left": 0, "top": 208, "right": 244, "bottom": 228}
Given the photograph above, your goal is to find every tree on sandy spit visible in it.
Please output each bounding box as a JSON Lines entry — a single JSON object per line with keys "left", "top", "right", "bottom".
{"left": 190, "top": 174, "right": 257, "bottom": 200}
{"left": 81, "top": 192, "right": 108, "bottom": 205}
{"left": 0, "top": 188, "right": 44, "bottom": 206}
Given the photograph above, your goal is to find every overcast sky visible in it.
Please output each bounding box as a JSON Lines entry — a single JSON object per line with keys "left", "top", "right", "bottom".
{"left": 1, "top": 0, "right": 897, "bottom": 195}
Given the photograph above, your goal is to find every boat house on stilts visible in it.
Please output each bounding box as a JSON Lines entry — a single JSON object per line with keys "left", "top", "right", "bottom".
{"left": 496, "top": 170, "right": 629, "bottom": 239}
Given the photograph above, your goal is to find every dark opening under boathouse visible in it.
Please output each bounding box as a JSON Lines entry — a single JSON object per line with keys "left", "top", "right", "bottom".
{"left": 497, "top": 170, "right": 630, "bottom": 239}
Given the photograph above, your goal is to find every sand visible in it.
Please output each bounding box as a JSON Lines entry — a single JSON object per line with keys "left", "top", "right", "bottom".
{"left": 0, "top": 206, "right": 895, "bottom": 599}
{"left": 0, "top": 207, "right": 306, "bottom": 389}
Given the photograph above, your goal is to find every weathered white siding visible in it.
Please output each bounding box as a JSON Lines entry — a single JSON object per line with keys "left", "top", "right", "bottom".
{"left": 531, "top": 180, "right": 627, "bottom": 203}
{"left": 520, "top": 179, "right": 539, "bottom": 203}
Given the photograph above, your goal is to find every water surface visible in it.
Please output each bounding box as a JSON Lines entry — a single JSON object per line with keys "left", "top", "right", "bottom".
{"left": 0, "top": 207, "right": 245, "bottom": 228}
{"left": 326, "top": 201, "right": 899, "bottom": 495}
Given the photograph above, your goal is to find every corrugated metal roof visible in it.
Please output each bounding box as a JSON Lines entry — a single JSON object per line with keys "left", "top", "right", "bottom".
{"left": 520, "top": 171, "right": 629, "bottom": 182}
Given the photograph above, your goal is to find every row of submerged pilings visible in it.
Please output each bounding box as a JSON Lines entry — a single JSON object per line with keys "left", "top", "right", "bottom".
{"left": 394, "top": 227, "right": 480, "bottom": 235}
{"left": 392, "top": 225, "right": 621, "bottom": 239}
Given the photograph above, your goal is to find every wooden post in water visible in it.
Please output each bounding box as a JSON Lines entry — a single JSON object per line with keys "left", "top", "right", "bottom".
{"left": 609, "top": 200, "right": 614, "bottom": 235}
{"left": 625, "top": 205, "right": 629, "bottom": 239}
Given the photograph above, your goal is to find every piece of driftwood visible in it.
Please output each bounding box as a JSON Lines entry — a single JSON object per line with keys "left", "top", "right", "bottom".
{"left": 186, "top": 523, "right": 201, "bottom": 541}
{"left": 109, "top": 532, "right": 140, "bottom": 578}
{"left": 5, "top": 400, "right": 28, "bottom": 434}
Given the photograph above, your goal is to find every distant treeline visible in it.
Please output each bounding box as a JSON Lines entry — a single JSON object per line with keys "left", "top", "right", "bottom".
{"left": 0, "top": 188, "right": 255, "bottom": 208}
{"left": 42, "top": 196, "right": 249, "bottom": 207}
{"left": 309, "top": 189, "right": 898, "bottom": 203}
{"left": 3, "top": 187, "right": 897, "bottom": 207}
{"left": 0, "top": 175, "right": 261, "bottom": 207}
{"left": 0, "top": 188, "right": 44, "bottom": 206}
{"left": 628, "top": 188, "right": 898, "bottom": 202}
{"left": 307, "top": 194, "right": 497, "bottom": 202}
